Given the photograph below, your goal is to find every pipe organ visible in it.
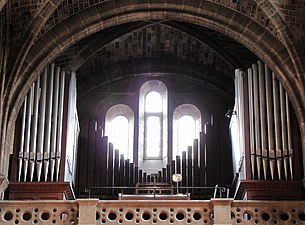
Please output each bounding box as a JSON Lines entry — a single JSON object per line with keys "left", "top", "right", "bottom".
{"left": 76, "top": 117, "right": 231, "bottom": 199}
{"left": 11, "top": 64, "right": 79, "bottom": 185}
{"left": 232, "top": 60, "right": 303, "bottom": 199}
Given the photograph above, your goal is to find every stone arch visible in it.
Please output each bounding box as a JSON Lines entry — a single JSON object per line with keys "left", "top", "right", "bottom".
{"left": 105, "top": 104, "right": 134, "bottom": 161}
{"left": 3, "top": 1, "right": 305, "bottom": 175}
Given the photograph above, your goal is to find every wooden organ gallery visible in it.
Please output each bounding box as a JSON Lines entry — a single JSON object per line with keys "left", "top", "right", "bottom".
{"left": 7, "top": 60, "right": 304, "bottom": 201}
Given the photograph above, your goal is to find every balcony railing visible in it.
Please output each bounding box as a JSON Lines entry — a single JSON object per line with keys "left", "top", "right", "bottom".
{"left": 0, "top": 199, "right": 304, "bottom": 224}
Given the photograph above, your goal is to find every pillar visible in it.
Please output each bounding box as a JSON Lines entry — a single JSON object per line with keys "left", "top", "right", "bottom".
{"left": 211, "top": 198, "right": 233, "bottom": 225}
{"left": 77, "top": 199, "right": 99, "bottom": 225}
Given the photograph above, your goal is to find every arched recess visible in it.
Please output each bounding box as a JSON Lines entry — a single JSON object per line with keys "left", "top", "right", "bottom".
{"left": 172, "top": 104, "right": 202, "bottom": 158}
{"left": 105, "top": 104, "right": 134, "bottom": 162}
{"left": 2, "top": 1, "right": 305, "bottom": 176}
{"left": 138, "top": 80, "right": 168, "bottom": 172}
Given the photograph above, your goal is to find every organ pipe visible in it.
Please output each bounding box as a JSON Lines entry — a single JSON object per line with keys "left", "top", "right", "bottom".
{"left": 236, "top": 61, "right": 295, "bottom": 182}
{"left": 50, "top": 66, "right": 60, "bottom": 181}
{"left": 264, "top": 64, "right": 275, "bottom": 180}
{"left": 23, "top": 85, "right": 33, "bottom": 181}
{"left": 18, "top": 95, "right": 27, "bottom": 182}
{"left": 247, "top": 68, "right": 256, "bottom": 178}
{"left": 258, "top": 61, "right": 268, "bottom": 180}
{"left": 286, "top": 93, "right": 293, "bottom": 179}
{"left": 36, "top": 68, "right": 48, "bottom": 182}
{"left": 43, "top": 63, "right": 54, "bottom": 181}
{"left": 29, "top": 77, "right": 40, "bottom": 181}
{"left": 273, "top": 73, "right": 283, "bottom": 180}
{"left": 56, "top": 71, "right": 65, "bottom": 181}
{"left": 15, "top": 63, "right": 78, "bottom": 183}
{"left": 252, "top": 63, "right": 262, "bottom": 180}
{"left": 279, "top": 83, "right": 289, "bottom": 180}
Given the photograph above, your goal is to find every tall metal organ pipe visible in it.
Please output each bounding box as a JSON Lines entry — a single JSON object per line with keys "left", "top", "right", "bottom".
{"left": 50, "top": 66, "right": 60, "bottom": 181}
{"left": 247, "top": 68, "right": 256, "bottom": 178}
{"left": 264, "top": 65, "right": 275, "bottom": 180}
{"left": 36, "top": 68, "right": 48, "bottom": 182}
{"left": 29, "top": 77, "right": 40, "bottom": 181}
{"left": 23, "top": 85, "right": 33, "bottom": 181}
{"left": 279, "top": 83, "right": 289, "bottom": 180}
{"left": 43, "top": 64, "right": 54, "bottom": 181}
{"left": 235, "top": 61, "right": 294, "bottom": 181}
{"left": 18, "top": 95, "right": 27, "bottom": 182}
{"left": 56, "top": 71, "right": 65, "bottom": 181}
{"left": 258, "top": 61, "right": 268, "bottom": 180}
{"left": 16, "top": 64, "right": 71, "bottom": 182}
{"left": 252, "top": 63, "right": 262, "bottom": 180}
{"left": 286, "top": 92, "right": 293, "bottom": 179}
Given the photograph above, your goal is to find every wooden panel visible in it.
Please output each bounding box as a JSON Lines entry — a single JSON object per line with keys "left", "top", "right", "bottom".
{"left": 143, "top": 172, "right": 147, "bottom": 183}
{"left": 291, "top": 108, "right": 302, "bottom": 180}
{"left": 101, "top": 136, "right": 108, "bottom": 187}
{"left": 187, "top": 146, "right": 192, "bottom": 187}
{"left": 193, "top": 139, "right": 199, "bottom": 187}
{"left": 125, "top": 159, "right": 130, "bottom": 187}
{"left": 94, "top": 127, "right": 103, "bottom": 188}
{"left": 130, "top": 163, "right": 134, "bottom": 187}
{"left": 158, "top": 171, "right": 162, "bottom": 182}
{"left": 139, "top": 169, "right": 143, "bottom": 183}
{"left": 171, "top": 160, "right": 175, "bottom": 192}
{"left": 107, "top": 143, "right": 114, "bottom": 188}
{"left": 114, "top": 150, "right": 119, "bottom": 187}
{"left": 75, "top": 115, "right": 89, "bottom": 196}
{"left": 176, "top": 156, "right": 181, "bottom": 174}
{"left": 205, "top": 124, "right": 214, "bottom": 186}
{"left": 166, "top": 164, "right": 171, "bottom": 183}
{"left": 87, "top": 120, "right": 97, "bottom": 188}
{"left": 162, "top": 167, "right": 167, "bottom": 182}
{"left": 119, "top": 154, "right": 125, "bottom": 186}
{"left": 135, "top": 166, "right": 139, "bottom": 184}
{"left": 199, "top": 132, "right": 206, "bottom": 187}
{"left": 182, "top": 151, "right": 187, "bottom": 192}
{"left": 8, "top": 182, "right": 75, "bottom": 200}
{"left": 175, "top": 156, "right": 181, "bottom": 192}
{"left": 171, "top": 160, "right": 175, "bottom": 177}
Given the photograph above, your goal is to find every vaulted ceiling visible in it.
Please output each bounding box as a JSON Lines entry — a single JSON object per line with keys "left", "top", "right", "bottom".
{"left": 53, "top": 20, "right": 258, "bottom": 100}
{"left": 2, "top": 0, "right": 305, "bottom": 121}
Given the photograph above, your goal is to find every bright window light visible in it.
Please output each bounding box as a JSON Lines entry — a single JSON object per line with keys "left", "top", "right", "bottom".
{"left": 146, "top": 116, "right": 161, "bottom": 157}
{"left": 111, "top": 115, "right": 129, "bottom": 156}
{"left": 178, "top": 115, "right": 196, "bottom": 153}
{"left": 145, "top": 91, "right": 162, "bottom": 112}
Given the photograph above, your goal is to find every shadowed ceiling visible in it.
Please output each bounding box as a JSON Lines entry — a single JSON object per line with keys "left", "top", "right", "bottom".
{"left": 54, "top": 21, "right": 258, "bottom": 101}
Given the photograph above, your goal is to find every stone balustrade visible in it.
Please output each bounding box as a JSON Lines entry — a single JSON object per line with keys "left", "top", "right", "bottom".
{"left": 0, "top": 199, "right": 304, "bottom": 225}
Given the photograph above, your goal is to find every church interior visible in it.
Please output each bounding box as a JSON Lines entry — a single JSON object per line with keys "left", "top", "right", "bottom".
{"left": 0, "top": 0, "right": 305, "bottom": 224}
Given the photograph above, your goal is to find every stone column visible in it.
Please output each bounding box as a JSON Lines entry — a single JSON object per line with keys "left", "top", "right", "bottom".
{"left": 211, "top": 198, "right": 233, "bottom": 225}
{"left": 0, "top": 173, "right": 8, "bottom": 200}
{"left": 77, "top": 199, "right": 99, "bottom": 225}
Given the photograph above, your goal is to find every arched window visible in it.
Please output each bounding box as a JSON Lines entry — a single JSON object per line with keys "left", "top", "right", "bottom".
{"left": 145, "top": 91, "right": 163, "bottom": 158}
{"left": 139, "top": 80, "right": 168, "bottom": 172}
{"left": 173, "top": 104, "right": 202, "bottom": 157}
{"left": 105, "top": 104, "right": 134, "bottom": 161}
